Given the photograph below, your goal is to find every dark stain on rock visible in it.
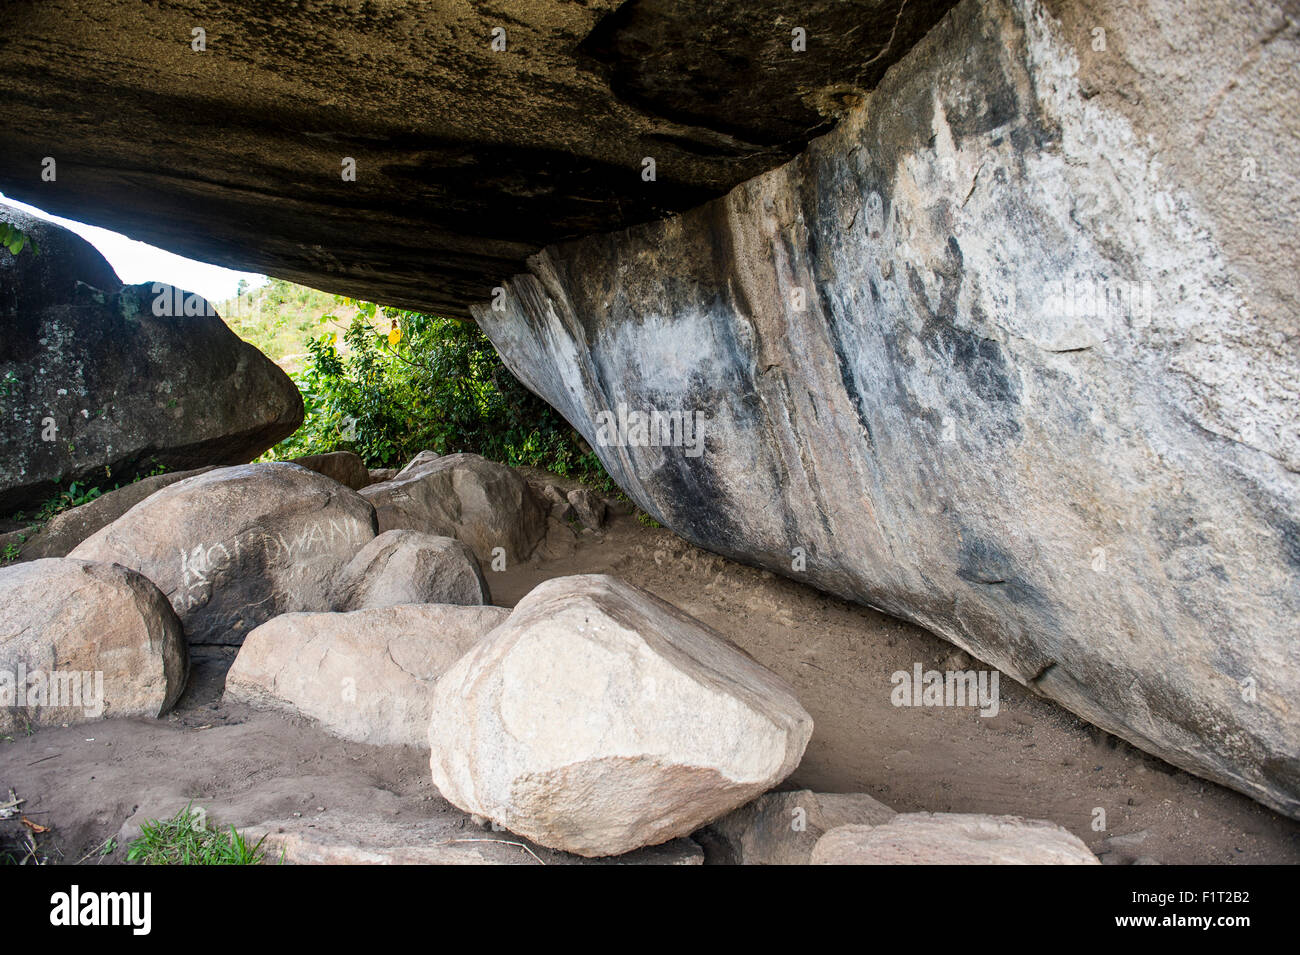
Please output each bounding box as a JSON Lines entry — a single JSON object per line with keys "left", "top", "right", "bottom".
{"left": 955, "top": 533, "right": 1054, "bottom": 627}
{"left": 1274, "top": 516, "right": 1300, "bottom": 572}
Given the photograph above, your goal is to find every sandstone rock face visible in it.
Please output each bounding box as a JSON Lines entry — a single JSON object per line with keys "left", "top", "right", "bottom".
{"left": 427, "top": 574, "right": 814, "bottom": 857}
{"left": 0, "top": 206, "right": 303, "bottom": 514}
{"left": 226, "top": 604, "right": 509, "bottom": 747}
{"left": 699, "top": 790, "right": 896, "bottom": 865}
{"left": 0, "top": 2, "right": 955, "bottom": 317}
{"left": 70, "top": 464, "right": 377, "bottom": 645}
{"left": 810, "top": 814, "right": 1099, "bottom": 865}
{"left": 362, "top": 453, "right": 546, "bottom": 565}
{"left": 0, "top": 558, "right": 187, "bottom": 730}
{"left": 475, "top": 0, "right": 1300, "bottom": 817}
{"left": 10, "top": 467, "right": 216, "bottom": 562}
{"left": 330, "top": 530, "right": 489, "bottom": 611}
{"left": 290, "top": 452, "right": 371, "bottom": 491}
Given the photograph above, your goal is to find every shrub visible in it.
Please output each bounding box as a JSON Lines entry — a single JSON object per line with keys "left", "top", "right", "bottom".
{"left": 264, "top": 300, "right": 614, "bottom": 488}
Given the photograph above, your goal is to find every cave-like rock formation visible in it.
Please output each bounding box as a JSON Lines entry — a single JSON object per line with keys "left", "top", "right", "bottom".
{"left": 1, "top": 0, "right": 1296, "bottom": 819}
{"left": 476, "top": 0, "right": 1300, "bottom": 817}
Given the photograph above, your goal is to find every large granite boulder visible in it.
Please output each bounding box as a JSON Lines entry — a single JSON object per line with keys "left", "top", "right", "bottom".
{"left": 474, "top": 0, "right": 1300, "bottom": 818}
{"left": 70, "top": 463, "right": 377, "bottom": 645}
{"left": 361, "top": 453, "right": 546, "bottom": 565}
{"left": 329, "top": 530, "right": 489, "bottom": 611}
{"left": 0, "top": 558, "right": 187, "bottom": 730}
{"left": 0, "top": 205, "right": 303, "bottom": 515}
{"left": 427, "top": 574, "right": 814, "bottom": 857}
{"left": 226, "top": 604, "right": 510, "bottom": 747}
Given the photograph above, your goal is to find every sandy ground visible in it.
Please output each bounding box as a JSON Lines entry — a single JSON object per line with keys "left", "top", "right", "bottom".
{"left": 2, "top": 482, "right": 1297, "bottom": 864}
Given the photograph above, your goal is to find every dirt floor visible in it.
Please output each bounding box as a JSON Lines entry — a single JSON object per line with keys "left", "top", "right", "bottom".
{"left": 2, "top": 483, "right": 1298, "bottom": 864}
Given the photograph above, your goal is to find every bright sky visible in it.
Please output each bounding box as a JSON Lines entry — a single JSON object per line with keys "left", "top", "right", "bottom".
{"left": 1, "top": 194, "right": 267, "bottom": 303}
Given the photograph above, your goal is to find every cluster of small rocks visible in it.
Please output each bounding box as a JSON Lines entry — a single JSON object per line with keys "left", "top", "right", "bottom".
{"left": 0, "top": 450, "right": 1097, "bottom": 863}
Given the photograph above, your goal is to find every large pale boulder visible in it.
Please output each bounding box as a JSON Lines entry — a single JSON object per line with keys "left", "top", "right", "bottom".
{"left": 0, "top": 558, "right": 187, "bottom": 730}
{"left": 427, "top": 574, "right": 814, "bottom": 857}
{"left": 70, "top": 463, "right": 377, "bottom": 645}
{"left": 10, "top": 466, "right": 216, "bottom": 562}
{"left": 361, "top": 453, "right": 546, "bottom": 565}
{"left": 811, "top": 814, "right": 1100, "bottom": 865}
{"left": 0, "top": 205, "right": 303, "bottom": 514}
{"left": 698, "top": 790, "right": 896, "bottom": 865}
{"left": 226, "top": 604, "right": 509, "bottom": 747}
{"left": 475, "top": 0, "right": 1300, "bottom": 818}
{"left": 330, "top": 530, "right": 488, "bottom": 611}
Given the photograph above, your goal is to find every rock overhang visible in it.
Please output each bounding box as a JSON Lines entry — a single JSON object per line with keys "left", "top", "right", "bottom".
{"left": 0, "top": 0, "right": 957, "bottom": 316}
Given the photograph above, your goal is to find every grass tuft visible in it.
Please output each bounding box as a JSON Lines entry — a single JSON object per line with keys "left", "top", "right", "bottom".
{"left": 125, "top": 804, "right": 269, "bottom": 865}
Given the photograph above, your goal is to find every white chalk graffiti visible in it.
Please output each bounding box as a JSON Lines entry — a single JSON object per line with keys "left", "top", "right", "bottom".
{"left": 176, "top": 517, "right": 369, "bottom": 611}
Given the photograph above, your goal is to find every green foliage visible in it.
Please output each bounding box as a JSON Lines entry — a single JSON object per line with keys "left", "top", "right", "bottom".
{"left": 216, "top": 278, "right": 362, "bottom": 373}
{"left": 36, "top": 481, "right": 101, "bottom": 522}
{"left": 125, "top": 804, "right": 270, "bottom": 865}
{"left": 0, "top": 461, "right": 169, "bottom": 541}
{"left": 0, "top": 223, "right": 38, "bottom": 256}
{"left": 264, "top": 300, "right": 611, "bottom": 483}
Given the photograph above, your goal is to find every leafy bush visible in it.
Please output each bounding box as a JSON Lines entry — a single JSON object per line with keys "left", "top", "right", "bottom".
{"left": 264, "top": 300, "right": 614, "bottom": 488}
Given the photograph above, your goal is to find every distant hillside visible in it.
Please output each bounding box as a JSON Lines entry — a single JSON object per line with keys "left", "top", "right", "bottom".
{"left": 215, "top": 278, "right": 367, "bottom": 371}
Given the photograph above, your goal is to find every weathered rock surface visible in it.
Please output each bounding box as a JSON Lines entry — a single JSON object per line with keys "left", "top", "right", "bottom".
{"left": 8, "top": 467, "right": 216, "bottom": 563}
{"left": 0, "top": 205, "right": 303, "bottom": 514}
{"left": 397, "top": 451, "right": 441, "bottom": 477}
{"left": 697, "top": 789, "right": 896, "bottom": 865}
{"left": 70, "top": 463, "right": 377, "bottom": 645}
{"left": 330, "top": 530, "right": 489, "bottom": 611}
{"left": 226, "top": 604, "right": 509, "bottom": 747}
{"left": 566, "top": 487, "right": 608, "bottom": 530}
{"left": 475, "top": 0, "right": 1300, "bottom": 817}
{"left": 0, "top": 2, "right": 956, "bottom": 317}
{"left": 0, "top": 558, "right": 186, "bottom": 730}
{"left": 362, "top": 453, "right": 546, "bottom": 565}
{"left": 247, "top": 814, "right": 704, "bottom": 865}
{"left": 810, "top": 814, "right": 1099, "bottom": 865}
{"left": 290, "top": 451, "right": 370, "bottom": 491}
{"left": 427, "top": 574, "right": 814, "bottom": 857}
{"left": 534, "top": 482, "right": 575, "bottom": 523}
{"left": 368, "top": 468, "right": 398, "bottom": 484}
